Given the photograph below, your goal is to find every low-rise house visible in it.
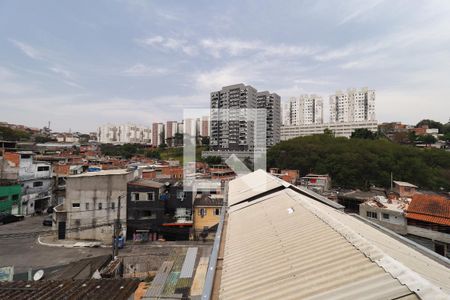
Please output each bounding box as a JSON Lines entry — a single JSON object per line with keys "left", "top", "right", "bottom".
{"left": 300, "top": 173, "right": 331, "bottom": 193}
{"left": 126, "top": 179, "right": 166, "bottom": 241}
{"left": 1, "top": 151, "right": 52, "bottom": 215}
{"left": 393, "top": 181, "right": 418, "bottom": 198}
{"left": 0, "top": 182, "right": 21, "bottom": 214}
{"left": 126, "top": 178, "right": 193, "bottom": 241}
{"left": 193, "top": 193, "right": 223, "bottom": 240}
{"left": 269, "top": 168, "right": 300, "bottom": 184}
{"left": 359, "top": 196, "right": 408, "bottom": 234}
{"left": 55, "top": 169, "right": 139, "bottom": 244}
{"left": 405, "top": 194, "right": 450, "bottom": 258}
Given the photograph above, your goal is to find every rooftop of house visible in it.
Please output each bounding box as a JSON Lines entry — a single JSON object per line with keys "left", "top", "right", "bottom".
{"left": 0, "top": 279, "right": 139, "bottom": 300}
{"left": 194, "top": 194, "right": 224, "bottom": 207}
{"left": 363, "top": 196, "right": 408, "bottom": 212}
{"left": 406, "top": 194, "right": 450, "bottom": 226}
{"left": 69, "top": 169, "right": 130, "bottom": 177}
{"left": 210, "top": 170, "right": 450, "bottom": 300}
{"left": 394, "top": 181, "right": 418, "bottom": 188}
{"left": 128, "top": 179, "right": 165, "bottom": 189}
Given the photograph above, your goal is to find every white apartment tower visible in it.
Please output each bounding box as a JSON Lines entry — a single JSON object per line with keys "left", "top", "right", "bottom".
{"left": 330, "top": 88, "right": 376, "bottom": 123}
{"left": 152, "top": 122, "right": 165, "bottom": 147}
{"left": 210, "top": 84, "right": 257, "bottom": 151}
{"left": 97, "top": 124, "right": 151, "bottom": 144}
{"left": 282, "top": 95, "right": 323, "bottom": 125}
{"left": 257, "top": 91, "right": 281, "bottom": 147}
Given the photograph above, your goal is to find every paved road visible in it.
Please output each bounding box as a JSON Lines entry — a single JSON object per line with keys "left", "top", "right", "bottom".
{"left": 0, "top": 215, "right": 110, "bottom": 274}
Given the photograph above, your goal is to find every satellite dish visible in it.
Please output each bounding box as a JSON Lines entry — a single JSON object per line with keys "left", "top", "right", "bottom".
{"left": 33, "top": 270, "right": 44, "bottom": 281}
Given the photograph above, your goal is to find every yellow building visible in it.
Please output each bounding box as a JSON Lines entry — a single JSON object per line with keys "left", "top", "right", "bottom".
{"left": 193, "top": 194, "right": 223, "bottom": 240}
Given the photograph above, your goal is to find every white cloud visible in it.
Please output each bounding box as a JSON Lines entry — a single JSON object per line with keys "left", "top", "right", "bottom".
{"left": 136, "top": 36, "right": 197, "bottom": 55}
{"left": 200, "top": 38, "right": 319, "bottom": 58}
{"left": 338, "top": 0, "right": 385, "bottom": 25}
{"left": 49, "top": 66, "right": 73, "bottom": 78}
{"left": 9, "top": 39, "right": 43, "bottom": 60}
{"left": 122, "top": 63, "right": 170, "bottom": 76}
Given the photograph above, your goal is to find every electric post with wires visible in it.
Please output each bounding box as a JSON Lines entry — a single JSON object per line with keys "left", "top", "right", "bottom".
{"left": 112, "top": 195, "right": 122, "bottom": 257}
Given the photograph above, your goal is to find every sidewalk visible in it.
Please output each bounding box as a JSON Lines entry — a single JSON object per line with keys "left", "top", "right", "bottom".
{"left": 38, "top": 235, "right": 110, "bottom": 248}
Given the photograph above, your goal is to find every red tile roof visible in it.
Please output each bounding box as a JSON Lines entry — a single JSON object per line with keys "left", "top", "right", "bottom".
{"left": 406, "top": 194, "right": 450, "bottom": 226}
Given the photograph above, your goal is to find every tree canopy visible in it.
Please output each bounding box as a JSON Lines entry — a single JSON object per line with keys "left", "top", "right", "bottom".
{"left": 267, "top": 134, "right": 450, "bottom": 191}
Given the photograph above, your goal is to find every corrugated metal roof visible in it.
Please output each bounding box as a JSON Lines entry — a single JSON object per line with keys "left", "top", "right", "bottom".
{"left": 228, "top": 169, "right": 344, "bottom": 210}
{"left": 228, "top": 169, "right": 287, "bottom": 206}
{"left": 219, "top": 172, "right": 450, "bottom": 300}
{"left": 0, "top": 279, "right": 139, "bottom": 300}
{"left": 180, "top": 247, "right": 198, "bottom": 278}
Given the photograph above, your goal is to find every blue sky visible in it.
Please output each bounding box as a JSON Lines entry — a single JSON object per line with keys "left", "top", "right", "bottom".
{"left": 0, "top": 0, "right": 449, "bottom": 132}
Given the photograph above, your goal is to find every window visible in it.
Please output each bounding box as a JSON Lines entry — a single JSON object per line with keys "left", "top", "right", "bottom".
{"left": 382, "top": 213, "right": 389, "bottom": 220}
{"left": 214, "top": 208, "right": 221, "bottom": 216}
{"left": 111, "top": 202, "right": 115, "bottom": 209}
{"left": 147, "top": 192, "right": 154, "bottom": 201}
{"left": 85, "top": 203, "right": 89, "bottom": 210}
{"left": 0, "top": 196, "right": 7, "bottom": 202}
{"left": 72, "top": 203, "right": 80, "bottom": 208}
{"left": 366, "top": 211, "right": 377, "bottom": 219}
{"left": 33, "top": 181, "right": 43, "bottom": 187}
{"left": 140, "top": 210, "right": 154, "bottom": 219}
{"left": 132, "top": 192, "right": 154, "bottom": 201}
{"left": 98, "top": 202, "right": 102, "bottom": 210}
{"left": 12, "top": 194, "right": 19, "bottom": 201}
{"left": 37, "top": 166, "right": 50, "bottom": 172}
{"left": 199, "top": 208, "right": 207, "bottom": 217}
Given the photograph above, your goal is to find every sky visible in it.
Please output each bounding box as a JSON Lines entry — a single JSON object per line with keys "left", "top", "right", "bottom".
{"left": 0, "top": 0, "right": 449, "bottom": 132}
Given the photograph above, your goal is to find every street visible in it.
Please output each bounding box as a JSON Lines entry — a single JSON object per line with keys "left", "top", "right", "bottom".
{"left": 0, "top": 215, "right": 110, "bottom": 274}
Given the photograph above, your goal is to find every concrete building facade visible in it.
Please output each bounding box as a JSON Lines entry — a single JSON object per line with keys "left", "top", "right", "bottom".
{"left": 281, "top": 121, "right": 378, "bottom": 140}
{"left": 329, "top": 88, "right": 376, "bottom": 123}
{"left": 55, "top": 169, "right": 139, "bottom": 244}
{"left": 210, "top": 84, "right": 257, "bottom": 151}
{"left": 152, "top": 123, "right": 165, "bottom": 147}
{"left": 97, "top": 124, "right": 151, "bottom": 144}
{"left": 282, "top": 95, "right": 323, "bottom": 126}
{"left": 257, "top": 91, "right": 281, "bottom": 147}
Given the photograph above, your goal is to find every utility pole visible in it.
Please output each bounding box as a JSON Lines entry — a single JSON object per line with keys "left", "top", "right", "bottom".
{"left": 390, "top": 172, "right": 393, "bottom": 190}
{"left": 112, "top": 196, "right": 122, "bottom": 257}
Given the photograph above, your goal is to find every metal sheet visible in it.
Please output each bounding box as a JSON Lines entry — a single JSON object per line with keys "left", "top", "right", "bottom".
{"left": 179, "top": 247, "right": 198, "bottom": 278}
{"left": 219, "top": 185, "right": 450, "bottom": 300}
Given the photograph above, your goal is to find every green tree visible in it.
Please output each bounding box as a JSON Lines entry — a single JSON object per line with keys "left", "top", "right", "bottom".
{"left": 418, "top": 134, "right": 437, "bottom": 145}
{"left": 203, "top": 156, "right": 222, "bottom": 165}
{"left": 145, "top": 149, "right": 161, "bottom": 159}
{"left": 267, "top": 134, "right": 450, "bottom": 191}
{"left": 416, "top": 119, "right": 443, "bottom": 132}
{"left": 351, "top": 128, "right": 377, "bottom": 140}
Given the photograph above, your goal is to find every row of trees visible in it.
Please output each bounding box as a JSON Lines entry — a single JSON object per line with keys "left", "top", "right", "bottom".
{"left": 267, "top": 134, "right": 450, "bottom": 191}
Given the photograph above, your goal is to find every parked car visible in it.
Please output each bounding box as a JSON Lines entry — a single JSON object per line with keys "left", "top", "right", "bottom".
{"left": 0, "top": 213, "right": 25, "bottom": 224}
{"left": 42, "top": 216, "right": 53, "bottom": 226}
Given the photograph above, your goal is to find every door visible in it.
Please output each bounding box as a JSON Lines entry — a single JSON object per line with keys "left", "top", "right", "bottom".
{"left": 58, "top": 221, "right": 66, "bottom": 240}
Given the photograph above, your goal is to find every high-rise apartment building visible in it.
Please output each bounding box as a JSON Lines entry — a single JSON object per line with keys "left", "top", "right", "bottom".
{"left": 210, "top": 84, "right": 257, "bottom": 151}
{"left": 257, "top": 91, "right": 281, "bottom": 147}
{"left": 165, "top": 121, "right": 179, "bottom": 147}
{"left": 97, "top": 124, "right": 151, "bottom": 144}
{"left": 200, "top": 115, "right": 210, "bottom": 137}
{"left": 329, "top": 88, "right": 376, "bottom": 123}
{"left": 152, "top": 122, "right": 165, "bottom": 147}
{"left": 282, "top": 95, "right": 323, "bottom": 125}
